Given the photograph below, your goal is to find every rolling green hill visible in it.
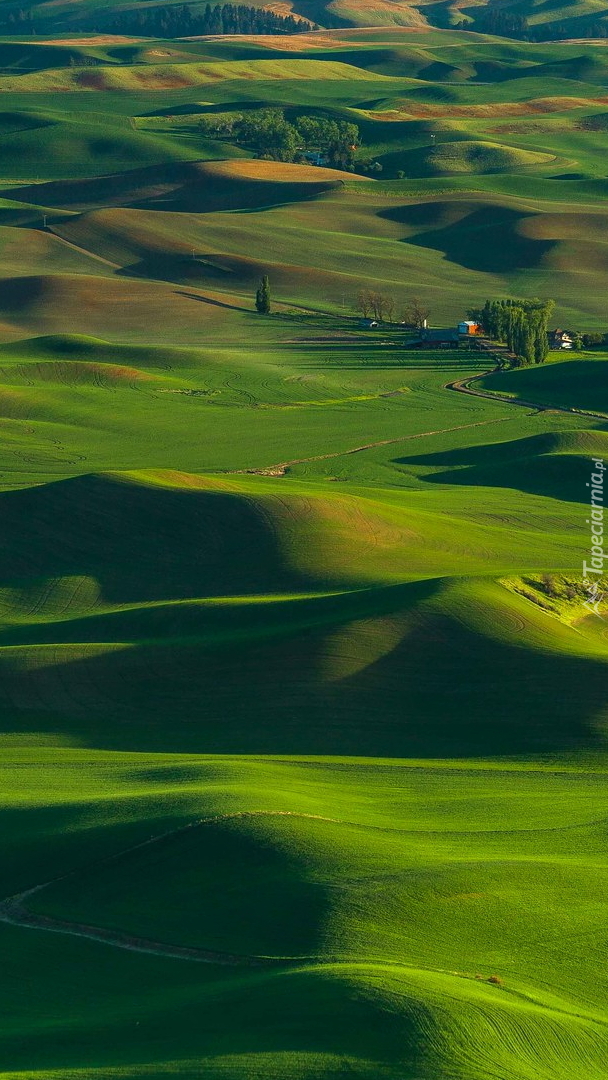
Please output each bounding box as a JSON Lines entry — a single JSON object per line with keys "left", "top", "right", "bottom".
{"left": 0, "top": 16, "right": 607, "bottom": 1080}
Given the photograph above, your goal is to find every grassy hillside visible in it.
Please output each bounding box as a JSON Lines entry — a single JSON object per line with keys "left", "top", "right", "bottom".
{"left": 0, "top": 19, "right": 608, "bottom": 1080}
{"left": 479, "top": 352, "right": 608, "bottom": 410}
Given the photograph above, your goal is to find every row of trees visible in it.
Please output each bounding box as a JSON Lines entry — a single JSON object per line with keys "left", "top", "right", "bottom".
{"left": 458, "top": 9, "right": 608, "bottom": 41}
{"left": 0, "top": 2, "right": 313, "bottom": 35}
{"left": 465, "top": 10, "right": 529, "bottom": 38}
{"left": 528, "top": 17, "right": 608, "bottom": 40}
{"left": 357, "top": 289, "right": 429, "bottom": 328}
{"left": 106, "top": 3, "right": 312, "bottom": 37}
{"left": 479, "top": 298, "right": 554, "bottom": 365}
{"left": 580, "top": 332, "right": 608, "bottom": 347}
{"left": 202, "top": 109, "right": 359, "bottom": 168}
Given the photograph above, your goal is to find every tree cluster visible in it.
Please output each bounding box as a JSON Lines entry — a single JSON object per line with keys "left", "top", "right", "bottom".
{"left": 467, "top": 10, "right": 529, "bottom": 38}
{"left": 531, "top": 17, "right": 608, "bottom": 40}
{"left": 219, "top": 109, "right": 358, "bottom": 167}
{"left": 106, "top": 3, "right": 312, "bottom": 38}
{"left": 480, "top": 298, "right": 554, "bottom": 365}
{"left": 457, "top": 8, "right": 608, "bottom": 41}
{"left": 582, "top": 332, "right": 608, "bottom": 347}
{"left": 356, "top": 290, "right": 429, "bottom": 327}
{"left": 357, "top": 289, "right": 395, "bottom": 322}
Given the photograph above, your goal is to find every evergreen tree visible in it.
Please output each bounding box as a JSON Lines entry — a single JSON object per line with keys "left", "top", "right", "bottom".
{"left": 255, "top": 275, "right": 271, "bottom": 315}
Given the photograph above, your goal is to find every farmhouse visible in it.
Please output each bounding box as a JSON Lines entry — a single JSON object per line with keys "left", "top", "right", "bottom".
{"left": 549, "top": 329, "right": 574, "bottom": 349}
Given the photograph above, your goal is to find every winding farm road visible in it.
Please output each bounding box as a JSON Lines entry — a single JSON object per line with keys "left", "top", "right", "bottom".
{"left": 447, "top": 364, "right": 608, "bottom": 422}
{"left": 237, "top": 363, "right": 608, "bottom": 477}
{"left": 0, "top": 892, "right": 267, "bottom": 966}
{"left": 3, "top": 803, "right": 605, "bottom": 966}
{"left": 0, "top": 810, "right": 344, "bottom": 967}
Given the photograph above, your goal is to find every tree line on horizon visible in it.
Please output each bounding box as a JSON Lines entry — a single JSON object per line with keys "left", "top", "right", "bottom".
{"left": 1, "top": 1, "right": 607, "bottom": 41}
{"left": 0, "top": 2, "right": 313, "bottom": 35}
{"left": 461, "top": 7, "right": 608, "bottom": 40}
{"left": 105, "top": 3, "right": 313, "bottom": 38}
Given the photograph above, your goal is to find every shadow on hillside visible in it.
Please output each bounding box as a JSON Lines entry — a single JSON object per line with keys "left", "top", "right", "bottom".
{"left": 4, "top": 161, "right": 337, "bottom": 215}
{"left": 0, "top": 802, "right": 191, "bottom": 895}
{"left": 0, "top": 275, "right": 48, "bottom": 312}
{"left": 394, "top": 453, "right": 589, "bottom": 504}
{"left": 32, "top": 817, "right": 332, "bottom": 959}
{"left": 482, "top": 361, "right": 608, "bottom": 415}
{"left": 379, "top": 203, "right": 555, "bottom": 272}
{"left": 395, "top": 432, "right": 577, "bottom": 467}
{"left": 0, "top": 597, "right": 606, "bottom": 758}
{"left": 393, "top": 433, "right": 595, "bottom": 503}
{"left": 0, "top": 474, "right": 322, "bottom": 604}
{"left": 175, "top": 290, "right": 249, "bottom": 312}
{"left": 116, "top": 250, "right": 261, "bottom": 291}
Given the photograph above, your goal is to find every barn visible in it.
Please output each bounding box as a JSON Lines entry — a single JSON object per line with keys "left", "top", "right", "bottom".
{"left": 412, "top": 328, "right": 460, "bottom": 348}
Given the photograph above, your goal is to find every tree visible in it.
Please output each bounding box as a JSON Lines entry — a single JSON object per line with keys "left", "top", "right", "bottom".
{"left": 406, "top": 298, "right": 430, "bottom": 329}
{"left": 255, "top": 275, "right": 271, "bottom": 314}
{"left": 383, "top": 295, "right": 396, "bottom": 323}
{"left": 368, "top": 292, "right": 381, "bottom": 320}
{"left": 356, "top": 288, "right": 374, "bottom": 318}
{"left": 369, "top": 291, "right": 388, "bottom": 321}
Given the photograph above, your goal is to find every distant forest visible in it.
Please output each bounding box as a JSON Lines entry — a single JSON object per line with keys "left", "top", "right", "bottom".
{"left": 106, "top": 3, "right": 314, "bottom": 37}
{"left": 465, "top": 7, "right": 608, "bottom": 40}
{"left": 0, "top": 3, "right": 314, "bottom": 36}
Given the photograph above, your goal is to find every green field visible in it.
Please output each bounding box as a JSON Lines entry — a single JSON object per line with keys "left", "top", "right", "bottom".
{"left": 1, "top": 11, "right": 608, "bottom": 1080}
